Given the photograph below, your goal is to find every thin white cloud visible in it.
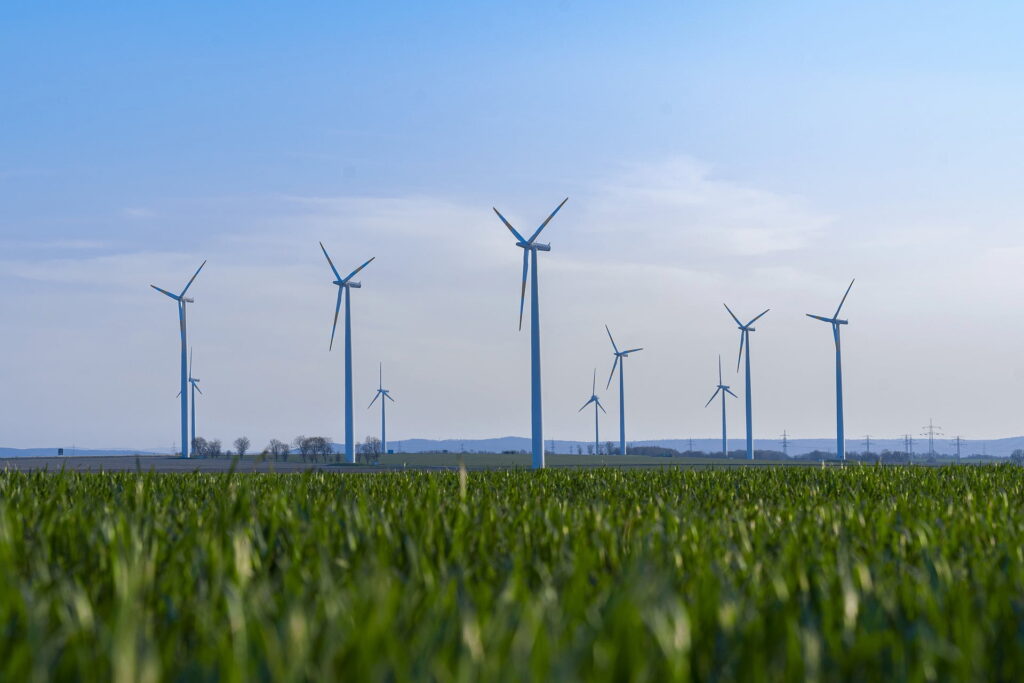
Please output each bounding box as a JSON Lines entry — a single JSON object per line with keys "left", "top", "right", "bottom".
{"left": 578, "top": 158, "right": 833, "bottom": 261}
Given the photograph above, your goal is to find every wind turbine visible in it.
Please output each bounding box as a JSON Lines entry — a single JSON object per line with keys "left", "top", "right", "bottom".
{"left": 806, "top": 279, "right": 855, "bottom": 461}
{"left": 368, "top": 362, "right": 395, "bottom": 456}
{"left": 723, "top": 304, "right": 769, "bottom": 460}
{"left": 151, "top": 260, "right": 206, "bottom": 458}
{"left": 320, "top": 242, "right": 375, "bottom": 464}
{"left": 704, "top": 355, "right": 737, "bottom": 457}
{"left": 493, "top": 197, "right": 569, "bottom": 469}
{"left": 577, "top": 369, "right": 606, "bottom": 456}
{"left": 176, "top": 348, "right": 202, "bottom": 452}
{"left": 605, "top": 325, "right": 643, "bottom": 456}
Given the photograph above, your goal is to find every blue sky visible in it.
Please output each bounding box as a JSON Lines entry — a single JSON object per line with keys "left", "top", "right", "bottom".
{"left": 2, "top": 2, "right": 1024, "bottom": 449}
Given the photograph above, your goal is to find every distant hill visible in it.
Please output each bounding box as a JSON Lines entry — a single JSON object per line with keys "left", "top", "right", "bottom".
{"left": 339, "top": 436, "right": 1020, "bottom": 458}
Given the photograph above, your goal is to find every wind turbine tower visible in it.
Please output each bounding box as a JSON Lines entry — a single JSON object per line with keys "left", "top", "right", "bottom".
{"left": 723, "top": 304, "right": 770, "bottom": 460}
{"left": 578, "top": 369, "right": 606, "bottom": 457}
{"left": 806, "top": 279, "right": 855, "bottom": 461}
{"left": 319, "top": 243, "right": 375, "bottom": 464}
{"left": 176, "top": 348, "right": 203, "bottom": 452}
{"left": 368, "top": 363, "right": 396, "bottom": 455}
{"left": 151, "top": 260, "right": 206, "bottom": 458}
{"left": 493, "top": 198, "right": 568, "bottom": 469}
{"left": 704, "top": 355, "right": 737, "bottom": 457}
{"left": 605, "top": 325, "right": 643, "bottom": 456}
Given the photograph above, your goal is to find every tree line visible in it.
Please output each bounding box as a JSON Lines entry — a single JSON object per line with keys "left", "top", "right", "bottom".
{"left": 188, "top": 435, "right": 384, "bottom": 463}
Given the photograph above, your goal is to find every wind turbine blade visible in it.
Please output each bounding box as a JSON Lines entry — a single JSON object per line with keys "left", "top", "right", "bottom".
{"left": 493, "top": 207, "right": 528, "bottom": 243}
{"left": 579, "top": 398, "right": 594, "bottom": 413}
{"left": 176, "top": 390, "right": 182, "bottom": 398}
{"left": 386, "top": 393, "right": 395, "bottom": 403}
{"left": 189, "top": 347, "right": 193, "bottom": 377}
{"left": 718, "top": 354, "right": 723, "bottom": 384}
{"left": 342, "top": 256, "right": 375, "bottom": 283}
{"left": 379, "top": 362, "right": 383, "bottom": 390}
{"left": 806, "top": 313, "right": 834, "bottom": 323}
{"left": 592, "top": 368, "right": 597, "bottom": 395}
{"left": 723, "top": 303, "right": 742, "bottom": 326}
{"left": 368, "top": 392, "right": 380, "bottom": 408}
{"left": 329, "top": 286, "right": 342, "bottom": 350}
{"left": 605, "top": 324, "right": 619, "bottom": 353}
{"left": 606, "top": 355, "right": 620, "bottom": 390}
{"left": 705, "top": 387, "right": 721, "bottom": 408}
{"left": 150, "top": 285, "right": 180, "bottom": 301}
{"left": 179, "top": 260, "right": 207, "bottom": 298}
{"left": 724, "top": 387, "right": 738, "bottom": 398}
{"left": 746, "top": 308, "right": 770, "bottom": 326}
{"left": 597, "top": 401, "right": 607, "bottom": 414}
{"left": 518, "top": 249, "right": 529, "bottom": 330}
{"left": 526, "top": 196, "right": 569, "bottom": 243}
{"left": 319, "top": 242, "right": 342, "bottom": 280}
{"left": 834, "top": 278, "right": 855, "bottom": 318}
{"left": 736, "top": 330, "right": 746, "bottom": 372}
{"left": 194, "top": 385, "right": 203, "bottom": 395}
{"left": 622, "top": 347, "right": 643, "bottom": 354}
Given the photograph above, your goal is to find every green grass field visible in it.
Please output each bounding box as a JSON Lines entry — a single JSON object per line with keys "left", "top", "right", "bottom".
{"left": 0, "top": 466, "right": 1021, "bottom": 680}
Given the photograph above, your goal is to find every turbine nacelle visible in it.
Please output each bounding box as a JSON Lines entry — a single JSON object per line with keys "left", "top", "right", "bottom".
{"left": 320, "top": 242, "right": 375, "bottom": 350}
{"left": 806, "top": 313, "right": 847, "bottom": 325}
{"left": 150, "top": 260, "right": 207, "bottom": 303}
{"left": 494, "top": 198, "right": 568, "bottom": 330}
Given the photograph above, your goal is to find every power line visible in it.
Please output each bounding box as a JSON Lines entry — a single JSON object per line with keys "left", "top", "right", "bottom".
{"left": 863, "top": 434, "right": 871, "bottom": 457}
{"left": 952, "top": 435, "right": 964, "bottom": 463}
{"left": 780, "top": 430, "right": 789, "bottom": 457}
{"left": 921, "top": 419, "right": 943, "bottom": 457}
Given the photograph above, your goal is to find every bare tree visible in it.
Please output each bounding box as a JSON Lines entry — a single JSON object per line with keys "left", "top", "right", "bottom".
{"left": 294, "top": 436, "right": 310, "bottom": 463}
{"left": 234, "top": 436, "right": 251, "bottom": 458}
{"left": 267, "top": 439, "right": 288, "bottom": 461}
{"left": 205, "top": 439, "right": 223, "bottom": 458}
{"left": 307, "top": 436, "right": 332, "bottom": 462}
{"left": 358, "top": 436, "right": 382, "bottom": 465}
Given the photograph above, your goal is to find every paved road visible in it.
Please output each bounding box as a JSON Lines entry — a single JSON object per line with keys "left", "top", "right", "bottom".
{"left": 0, "top": 456, "right": 391, "bottom": 473}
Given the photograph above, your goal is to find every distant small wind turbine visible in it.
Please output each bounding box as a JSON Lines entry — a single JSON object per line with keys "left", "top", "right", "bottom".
{"left": 151, "top": 260, "right": 206, "bottom": 458}
{"left": 577, "top": 369, "right": 606, "bottom": 456}
{"left": 320, "top": 242, "right": 374, "bottom": 464}
{"left": 723, "top": 304, "right": 769, "bottom": 460}
{"left": 704, "top": 355, "right": 737, "bottom": 457}
{"left": 605, "top": 325, "right": 643, "bottom": 456}
{"left": 493, "top": 197, "right": 569, "bottom": 469}
{"left": 806, "top": 279, "right": 855, "bottom": 461}
{"left": 176, "top": 348, "right": 202, "bottom": 452}
{"left": 368, "top": 363, "right": 396, "bottom": 456}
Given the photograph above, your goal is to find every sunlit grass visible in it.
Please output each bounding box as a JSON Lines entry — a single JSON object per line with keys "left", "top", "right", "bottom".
{"left": 0, "top": 466, "right": 1020, "bottom": 680}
